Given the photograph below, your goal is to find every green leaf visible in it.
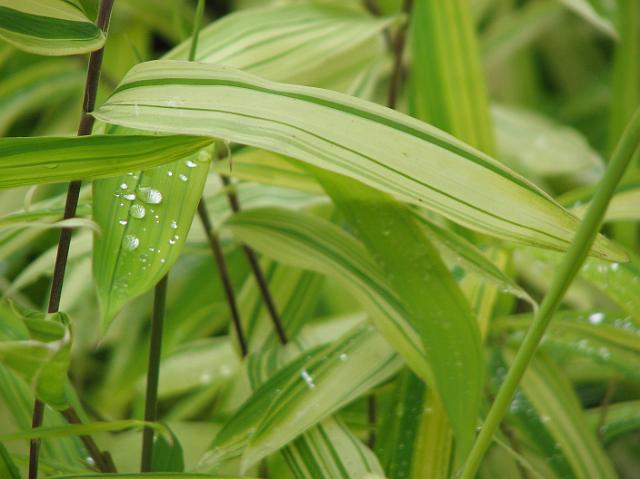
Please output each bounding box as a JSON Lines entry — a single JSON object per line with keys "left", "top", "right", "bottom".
{"left": 50, "top": 475, "right": 252, "bottom": 479}
{"left": 92, "top": 142, "right": 213, "bottom": 327}
{"left": 282, "top": 416, "right": 384, "bottom": 479}
{"left": 224, "top": 206, "right": 429, "bottom": 383}
{"left": 0, "top": 301, "right": 71, "bottom": 409}
{"left": 558, "top": 0, "right": 618, "bottom": 38}
{"left": 166, "top": 3, "right": 395, "bottom": 89}
{"left": 507, "top": 353, "right": 617, "bottom": 479}
{"left": 0, "top": 442, "right": 20, "bottom": 479}
{"left": 494, "top": 311, "right": 640, "bottom": 381}
{"left": 0, "top": 0, "right": 105, "bottom": 56}
{"left": 0, "top": 419, "right": 168, "bottom": 442}
{"left": 94, "top": 60, "right": 625, "bottom": 261}
{"left": 493, "top": 103, "right": 604, "bottom": 182}
{"left": 378, "top": 370, "right": 452, "bottom": 479}
{"left": 203, "top": 324, "right": 401, "bottom": 471}
{"left": 314, "top": 170, "right": 483, "bottom": 459}
{"left": 0, "top": 135, "right": 215, "bottom": 189}
{"left": 90, "top": 3, "right": 393, "bottom": 325}
{"left": 0, "top": 59, "right": 84, "bottom": 135}
{"left": 409, "top": 0, "right": 495, "bottom": 154}
{"left": 152, "top": 427, "right": 185, "bottom": 472}
{"left": 586, "top": 400, "right": 640, "bottom": 444}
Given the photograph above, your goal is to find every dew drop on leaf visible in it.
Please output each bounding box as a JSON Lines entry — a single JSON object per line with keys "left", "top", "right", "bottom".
{"left": 185, "top": 160, "right": 197, "bottom": 168}
{"left": 130, "top": 203, "right": 146, "bottom": 219}
{"left": 123, "top": 234, "right": 140, "bottom": 251}
{"left": 137, "top": 186, "right": 163, "bottom": 204}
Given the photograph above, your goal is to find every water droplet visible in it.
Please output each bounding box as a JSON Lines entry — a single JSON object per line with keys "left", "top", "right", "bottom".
{"left": 130, "top": 203, "right": 146, "bottom": 219}
{"left": 168, "top": 238, "right": 176, "bottom": 245}
{"left": 300, "top": 369, "right": 315, "bottom": 389}
{"left": 167, "top": 171, "right": 173, "bottom": 177}
{"left": 170, "top": 220, "right": 178, "bottom": 230}
{"left": 137, "top": 187, "right": 162, "bottom": 204}
{"left": 589, "top": 312, "right": 604, "bottom": 325}
{"left": 198, "top": 149, "right": 211, "bottom": 163}
{"left": 200, "top": 372, "right": 212, "bottom": 384}
{"left": 611, "top": 262, "right": 620, "bottom": 272}
{"left": 123, "top": 193, "right": 136, "bottom": 201}
{"left": 185, "top": 160, "right": 197, "bottom": 168}
{"left": 118, "top": 219, "right": 128, "bottom": 226}
{"left": 123, "top": 234, "right": 139, "bottom": 251}
{"left": 120, "top": 183, "right": 128, "bottom": 190}
{"left": 178, "top": 174, "right": 188, "bottom": 182}
{"left": 44, "top": 164, "right": 59, "bottom": 169}
{"left": 339, "top": 353, "right": 348, "bottom": 362}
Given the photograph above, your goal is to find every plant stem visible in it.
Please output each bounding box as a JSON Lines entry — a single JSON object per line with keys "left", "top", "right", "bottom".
{"left": 387, "top": 0, "right": 413, "bottom": 109}
{"left": 221, "top": 175, "right": 289, "bottom": 344}
{"left": 28, "top": 1, "right": 115, "bottom": 478}
{"left": 198, "top": 201, "right": 248, "bottom": 355}
{"left": 140, "top": 275, "right": 168, "bottom": 472}
{"left": 188, "top": 0, "right": 287, "bottom": 349}
{"left": 459, "top": 107, "right": 640, "bottom": 479}
{"left": 63, "top": 407, "right": 116, "bottom": 472}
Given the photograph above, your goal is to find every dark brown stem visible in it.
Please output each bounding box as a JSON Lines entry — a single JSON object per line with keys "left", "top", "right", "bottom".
{"left": 63, "top": 407, "right": 116, "bottom": 472}
{"left": 141, "top": 275, "right": 168, "bottom": 472}
{"left": 367, "top": 395, "right": 377, "bottom": 448}
{"left": 363, "top": 0, "right": 393, "bottom": 49}
{"left": 197, "top": 201, "right": 248, "bottom": 356}
{"left": 220, "top": 175, "right": 288, "bottom": 345}
{"left": 28, "top": 1, "right": 115, "bottom": 478}
{"left": 387, "top": 0, "right": 413, "bottom": 109}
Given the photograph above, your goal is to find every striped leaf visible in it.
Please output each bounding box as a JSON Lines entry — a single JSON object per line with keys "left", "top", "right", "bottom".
{"left": 410, "top": 0, "right": 495, "bottom": 154}
{"left": 507, "top": 353, "right": 617, "bottom": 479}
{"left": 223, "top": 206, "right": 429, "bottom": 382}
{"left": 0, "top": 0, "right": 105, "bottom": 56}
{"left": 202, "top": 324, "right": 401, "bottom": 471}
{"left": 244, "top": 314, "right": 384, "bottom": 479}
{"left": 315, "top": 170, "right": 482, "bottom": 459}
{"left": 91, "top": 3, "right": 390, "bottom": 325}
{"left": 165, "top": 3, "right": 394, "bottom": 89}
{"left": 50, "top": 475, "right": 252, "bottom": 479}
{"left": 0, "top": 135, "right": 214, "bottom": 189}
{"left": 0, "top": 59, "right": 84, "bottom": 135}
{"left": 495, "top": 311, "right": 640, "bottom": 381}
{"left": 93, "top": 60, "right": 625, "bottom": 261}
{"left": 282, "top": 416, "right": 384, "bottom": 479}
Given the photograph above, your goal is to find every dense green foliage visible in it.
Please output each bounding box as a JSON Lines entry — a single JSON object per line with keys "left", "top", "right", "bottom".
{"left": 0, "top": 0, "right": 639, "bottom": 478}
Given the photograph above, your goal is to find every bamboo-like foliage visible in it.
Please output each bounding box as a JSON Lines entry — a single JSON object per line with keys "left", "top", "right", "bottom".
{"left": 0, "top": 1, "right": 639, "bottom": 478}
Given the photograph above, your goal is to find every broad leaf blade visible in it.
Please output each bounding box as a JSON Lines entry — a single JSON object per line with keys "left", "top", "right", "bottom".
{"left": 315, "top": 170, "right": 483, "bottom": 459}
{"left": 94, "top": 60, "right": 624, "bottom": 261}
{"left": 0, "top": 135, "right": 214, "bottom": 189}
{"left": 0, "top": 0, "right": 105, "bottom": 56}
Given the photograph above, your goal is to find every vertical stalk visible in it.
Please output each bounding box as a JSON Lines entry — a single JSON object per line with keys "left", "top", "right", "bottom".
{"left": 188, "top": 0, "right": 287, "bottom": 348}
{"left": 387, "top": 0, "right": 413, "bottom": 109}
{"left": 28, "top": 1, "right": 116, "bottom": 478}
{"left": 140, "top": 275, "right": 168, "bottom": 472}
{"left": 459, "top": 108, "right": 640, "bottom": 479}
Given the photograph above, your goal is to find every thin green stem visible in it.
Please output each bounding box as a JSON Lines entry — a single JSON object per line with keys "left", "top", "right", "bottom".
{"left": 459, "top": 107, "right": 640, "bottom": 479}
{"left": 188, "top": 0, "right": 206, "bottom": 62}
{"left": 140, "top": 274, "right": 168, "bottom": 472}
{"left": 28, "top": 1, "right": 115, "bottom": 477}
